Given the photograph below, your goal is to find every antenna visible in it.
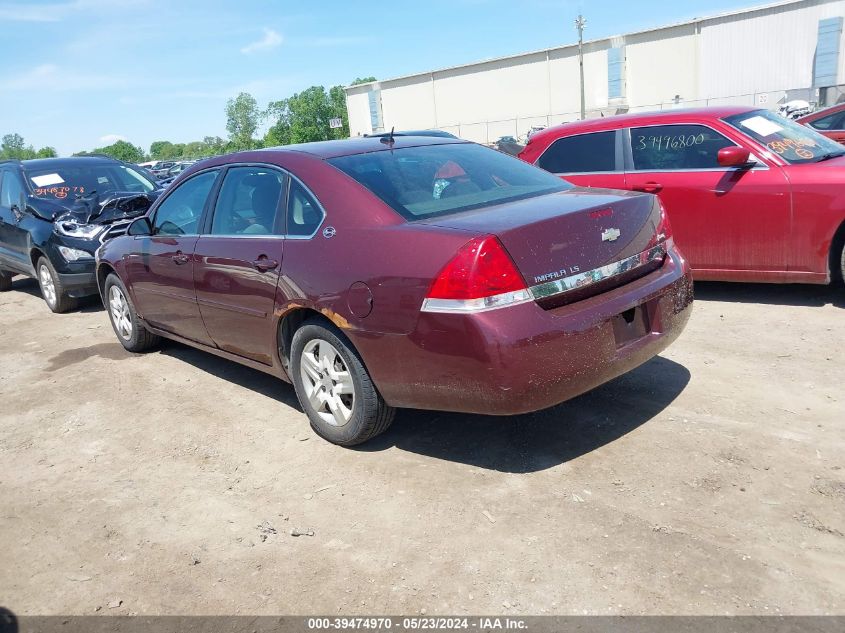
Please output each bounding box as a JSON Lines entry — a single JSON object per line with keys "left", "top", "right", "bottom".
{"left": 380, "top": 126, "right": 396, "bottom": 145}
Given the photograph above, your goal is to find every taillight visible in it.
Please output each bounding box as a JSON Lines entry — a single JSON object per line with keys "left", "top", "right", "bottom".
{"left": 421, "top": 235, "right": 531, "bottom": 313}
{"left": 655, "top": 200, "right": 673, "bottom": 245}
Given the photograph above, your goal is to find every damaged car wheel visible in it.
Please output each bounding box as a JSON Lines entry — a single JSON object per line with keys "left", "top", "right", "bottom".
{"left": 104, "top": 273, "right": 160, "bottom": 352}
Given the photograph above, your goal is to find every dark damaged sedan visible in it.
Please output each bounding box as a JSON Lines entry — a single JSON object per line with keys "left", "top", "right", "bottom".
{"left": 0, "top": 156, "right": 161, "bottom": 312}
{"left": 96, "top": 137, "right": 693, "bottom": 445}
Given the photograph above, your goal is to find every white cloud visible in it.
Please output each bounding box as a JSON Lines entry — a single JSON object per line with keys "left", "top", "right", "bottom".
{"left": 240, "top": 28, "right": 282, "bottom": 54}
{"left": 99, "top": 134, "right": 126, "bottom": 144}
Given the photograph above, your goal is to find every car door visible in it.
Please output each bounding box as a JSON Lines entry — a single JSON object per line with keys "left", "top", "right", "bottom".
{"left": 624, "top": 123, "right": 791, "bottom": 274}
{"left": 126, "top": 168, "right": 220, "bottom": 344}
{"left": 533, "top": 130, "right": 628, "bottom": 189}
{"left": 0, "top": 169, "right": 31, "bottom": 273}
{"left": 192, "top": 165, "right": 287, "bottom": 365}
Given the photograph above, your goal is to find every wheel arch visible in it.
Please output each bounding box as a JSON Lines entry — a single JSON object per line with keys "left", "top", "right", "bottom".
{"left": 830, "top": 218, "right": 845, "bottom": 283}
{"left": 96, "top": 263, "right": 117, "bottom": 302}
{"left": 277, "top": 307, "right": 331, "bottom": 370}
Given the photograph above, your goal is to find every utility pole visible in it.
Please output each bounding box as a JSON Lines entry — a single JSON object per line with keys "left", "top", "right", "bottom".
{"left": 575, "top": 14, "right": 586, "bottom": 120}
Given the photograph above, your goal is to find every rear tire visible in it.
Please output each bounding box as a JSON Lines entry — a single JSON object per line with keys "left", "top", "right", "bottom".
{"left": 104, "top": 273, "right": 160, "bottom": 352}
{"left": 0, "top": 270, "right": 12, "bottom": 291}
{"left": 290, "top": 319, "right": 395, "bottom": 446}
{"left": 36, "top": 256, "right": 77, "bottom": 313}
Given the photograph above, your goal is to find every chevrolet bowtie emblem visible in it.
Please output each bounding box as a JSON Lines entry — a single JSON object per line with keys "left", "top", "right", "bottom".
{"left": 601, "top": 227, "right": 621, "bottom": 242}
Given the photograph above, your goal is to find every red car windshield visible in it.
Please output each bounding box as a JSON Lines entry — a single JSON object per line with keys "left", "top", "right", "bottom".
{"left": 723, "top": 109, "right": 845, "bottom": 164}
{"left": 329, "top": 142, "right": 570, "bottom": 221}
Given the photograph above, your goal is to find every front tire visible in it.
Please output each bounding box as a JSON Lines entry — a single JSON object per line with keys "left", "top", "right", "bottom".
{"left": 290, "top": 319, "right": 395, "bottom": 446}
{"left": 0, "top": 270, "right": 12, "bottom": 291}
{"left": 36, "top": 256, "right": 77, "bottom": 313}
{"left": 104, "top": 273, "right": 160, "bottom": 352}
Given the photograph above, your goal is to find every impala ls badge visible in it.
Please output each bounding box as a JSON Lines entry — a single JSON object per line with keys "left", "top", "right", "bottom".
{"left": 601, "top": 227, "right": 621, "bottom": 242}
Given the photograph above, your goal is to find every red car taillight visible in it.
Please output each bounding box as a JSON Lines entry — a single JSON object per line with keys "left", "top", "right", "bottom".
{"left": 422, "top": 235, "right": 531, "bottom": 313}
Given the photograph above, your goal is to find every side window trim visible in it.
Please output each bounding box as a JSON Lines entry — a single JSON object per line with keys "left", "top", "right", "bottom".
{"left": 150, "top": 167, "right": 221, "bottom": 236}
{"left": 535, "top": 129, "right": 622, "bottom": 175}
{"left": 624, "top": 122, "right": 769, "bottom": 173}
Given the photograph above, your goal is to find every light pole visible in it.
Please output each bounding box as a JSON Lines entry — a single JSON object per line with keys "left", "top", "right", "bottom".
{"left": 575, "top": 14, "right": 586, "bottom": 120}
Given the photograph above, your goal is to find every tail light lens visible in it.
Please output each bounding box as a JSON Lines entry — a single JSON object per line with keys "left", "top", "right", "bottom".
{"left": 654, "top": 200, "right": 673, "bottom": 246}
{"left": 422, "top": 235, "right": 531, "bottom": 313}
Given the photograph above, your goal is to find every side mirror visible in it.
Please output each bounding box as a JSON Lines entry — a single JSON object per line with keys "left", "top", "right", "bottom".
{"left": 718, "top": 146, "right": 754, "bottom": 168}
{"left": 127, "top": 216, "right": 152, "bottom": 236}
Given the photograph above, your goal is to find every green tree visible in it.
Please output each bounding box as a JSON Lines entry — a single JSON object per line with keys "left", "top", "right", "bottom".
{"left": 350, "top": 76, "right": 376, "bottom": 85}
{"left": 35, "top": 146, "right": 57, "bottom": 158}
{"left": 201, "top": 136, "right": 226, "bottom": 156}
{"left": 1, "top": 133, "right": 29, "bottom": 159}
{"left": 264, "top": 84, "right": 349, "bottom": 146}
{"left": 226, "top": 92, "right": 260, "bottom": 150}
{"left": 94, "top": 139, "right": 145, "bottom": 163}
{"left": 149, "top": 140, "right": 177, "bottom": 159}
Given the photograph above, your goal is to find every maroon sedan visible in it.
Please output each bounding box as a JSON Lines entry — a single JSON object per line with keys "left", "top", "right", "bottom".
{"left": 797, "top": 103, "right": 845, "bottom": 145}
{"left": 95, "top": 137, "right": 692, "bottom": 445}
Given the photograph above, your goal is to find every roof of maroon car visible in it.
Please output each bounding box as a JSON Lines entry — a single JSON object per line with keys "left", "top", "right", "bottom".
{"left": 265, "top": 135, "right": 466, "bottom": 159}
{"left": 530, "top": 105, "right": 761, "bottom": 143}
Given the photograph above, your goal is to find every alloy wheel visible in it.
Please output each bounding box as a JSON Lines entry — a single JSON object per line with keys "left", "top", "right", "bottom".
{"left": 109, "top": 285, "right": 133, "bottom": 341}
{"left": 38, "top": 264, "right": 57, "bottom": 307}
{"left": 299, "top": 338, "right": 355, "bottom": 427}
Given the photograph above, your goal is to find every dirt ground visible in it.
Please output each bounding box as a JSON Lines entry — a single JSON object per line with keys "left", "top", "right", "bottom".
{"left": 0, "top": 276, "right": 843, "bottom": 616}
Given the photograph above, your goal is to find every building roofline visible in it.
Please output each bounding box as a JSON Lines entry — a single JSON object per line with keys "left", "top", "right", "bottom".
{"left": 345, "top": 0, "right": 816, "bottom": 92}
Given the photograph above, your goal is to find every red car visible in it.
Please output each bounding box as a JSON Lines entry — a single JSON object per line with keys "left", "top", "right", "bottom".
{"left": 520, "top": 107, "right": 845, "bottom": 285}
{"left": 96, "top": 137, "right": 692, "bottom": 445}
{"left": 797, "top": 103, "right": 845, "bottom": 145}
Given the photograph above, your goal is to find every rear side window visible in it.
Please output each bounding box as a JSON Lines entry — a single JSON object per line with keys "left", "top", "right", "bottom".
{"left": 211, "top": 166, "right": 285, "bottom": 236}
{"left": 808, "top": 110, "right": 845, "bottom": 130}
{"left": 286, "top": 181, "right": 323, "bottom": 236}
{"left": 536, "top": 131, "right": 617, "bottom": 173}
{"left": 152, "top": 170, "right": 218, "bottom": 236}
{"left": 630, "top": 124, "right": 734, "bottom": 170}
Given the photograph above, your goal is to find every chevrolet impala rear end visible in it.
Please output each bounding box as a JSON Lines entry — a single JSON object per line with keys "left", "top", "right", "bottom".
{"left": 97, "top": 138, "right": 692, "bottom": 445}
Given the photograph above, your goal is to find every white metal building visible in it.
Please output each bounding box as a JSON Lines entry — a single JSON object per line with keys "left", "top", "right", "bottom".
{"left": 345, "top": 0, "right": 845, "bottom": 143}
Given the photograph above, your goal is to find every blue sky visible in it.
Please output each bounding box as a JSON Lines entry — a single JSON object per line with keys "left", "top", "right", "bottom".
{"left": 1, "top": 0, "right": 766, "bottom": 156}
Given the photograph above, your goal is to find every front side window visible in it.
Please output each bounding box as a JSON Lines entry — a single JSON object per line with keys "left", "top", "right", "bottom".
{"left": 26, "top": 164, "right": 156, "bottom": 200}
{"left": 152, "top": 170, "right": 218, "bottom": 236}
{"left": 1, "top": 171, "right": 24, "bottom": 208}
{"left": 724, "top": 109, "right": 845, "bottom": 164}
{"left": 536, "top": 131, "right": 617, "bottom": 174}
{"left": 211, "top": 166, "right": 285, "bottom": 236}
{"left": 630, "top": 124, "right": 734, "bottom": 171}
{"left": 286, "top": 180, "right": 323, "bottom": 236}
{"left": 329, "top": 142, "right": 570, "bottom": 221}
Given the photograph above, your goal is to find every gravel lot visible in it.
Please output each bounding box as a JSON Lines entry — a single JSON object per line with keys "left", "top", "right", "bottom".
{"left": 0, "top": 277, "right": 843, "bottom": 615}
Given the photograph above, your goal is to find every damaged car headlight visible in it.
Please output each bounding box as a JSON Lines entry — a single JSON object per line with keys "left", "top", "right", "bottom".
{"left": 54, "top": 218, "right": 106, "bottom": 240}
{"left": 57, "top": 245, "right": 94, "bottom": 262}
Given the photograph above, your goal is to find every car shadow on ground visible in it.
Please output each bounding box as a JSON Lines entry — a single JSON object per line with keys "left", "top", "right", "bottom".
{"left": 694, "top": 280, "right": 845, "bottom": 308}
{"left": 359, "top": 355, "right": 691, "bottom": 473}
{"left": 158, "top": 342, "right": 304, "bottom": 411}
{"left": 8, "top": 276, "right": 103, "bottom": 313}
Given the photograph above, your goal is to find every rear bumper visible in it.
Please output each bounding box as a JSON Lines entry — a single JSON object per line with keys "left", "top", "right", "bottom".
{"left": 354, "top": 247, "right": 693, "bottom": 415}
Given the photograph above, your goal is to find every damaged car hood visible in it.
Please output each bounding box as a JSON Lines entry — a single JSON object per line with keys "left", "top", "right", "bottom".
{"left": 32, "top": 190, "right": 161, "bottom": 225}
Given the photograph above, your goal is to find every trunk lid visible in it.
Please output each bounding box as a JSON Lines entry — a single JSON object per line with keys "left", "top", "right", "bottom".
{"left": 418, "top": 187, "right": 663, "bottom": 287}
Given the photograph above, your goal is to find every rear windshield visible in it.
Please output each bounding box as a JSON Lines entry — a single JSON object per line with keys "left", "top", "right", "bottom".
{"left": 328, "top": 142, "right": 570, "bottom": 221}
{"left": 26, "top": 164, "right": 156, "bottom": 200}
{"left": 723, "top": 109, "right": 845, "bottom": 164}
